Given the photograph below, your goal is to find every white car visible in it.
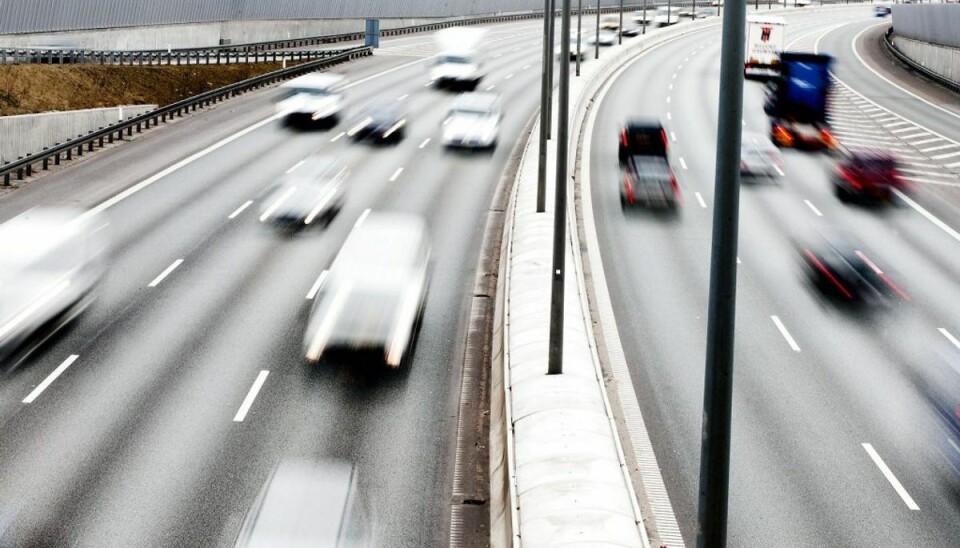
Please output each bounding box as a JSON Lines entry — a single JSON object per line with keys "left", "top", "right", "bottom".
{"left": 276, "top": 73, "right": 346, "bottom": 128}
{"left": 258, "top": 155, "right": 346, "bottom": 231}
{"left": 303, "top": 212, "right": 430, "bottom": 369}
{"left": 0, "top": 208, "right": 108, "bottom": 364}
{"left": 740, "top": 131, "right": 785, "bottom": 180}
{"left": 442, "top": 92, "right": 502, "bottom": 150}
{"left": 430, "top": 52, "right": 484, "bottom": 90}
{"left": 589, "top": 30, "right": 618, "bottom": 47}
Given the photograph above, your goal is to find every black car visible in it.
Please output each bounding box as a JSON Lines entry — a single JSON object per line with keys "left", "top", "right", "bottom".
{"left": 798, "top": 231, "right": 908, "bottom": 304}
{"left": 346, "top": 103, "right": 407, "bottom": 144}
{"left": 874, "top": 6, "right": 891, "bottom": 17}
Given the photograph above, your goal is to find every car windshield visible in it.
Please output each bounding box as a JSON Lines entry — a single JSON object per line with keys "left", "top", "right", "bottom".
{"left": 437, "top": 55, "right": 471, "bottom": 65}
{"left": 624, "top": 126, "right": 666, "bottom": 155}
{"left": 286, "top": 86, "right": 332, "bottom": 98}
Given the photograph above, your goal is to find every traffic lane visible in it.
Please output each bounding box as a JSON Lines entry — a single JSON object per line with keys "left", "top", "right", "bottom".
{"left": 0, "top": 42, "right": 544, "bottom": 547}
{"left": 592, "top": 15, "right": 960, "bottom": 545}
{"left": 0, "top": 27, "right": 543, "bottom": 426}
{"left": 822, "top": 18, "right": 960, "bottom": 144}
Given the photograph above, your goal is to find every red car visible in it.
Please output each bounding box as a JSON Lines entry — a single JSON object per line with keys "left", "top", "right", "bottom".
{"left": 832, "top": 151, "right": 910, "bottom": 203}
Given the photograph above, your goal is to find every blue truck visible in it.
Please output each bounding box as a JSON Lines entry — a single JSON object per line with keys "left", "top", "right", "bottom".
{"left": 763, "top": 52, "right": 837, "bottom": 150}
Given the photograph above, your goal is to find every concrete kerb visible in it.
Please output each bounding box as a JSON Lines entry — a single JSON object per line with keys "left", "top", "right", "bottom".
{"left": 491, "top": 4, "right": 870, "bottom": 547}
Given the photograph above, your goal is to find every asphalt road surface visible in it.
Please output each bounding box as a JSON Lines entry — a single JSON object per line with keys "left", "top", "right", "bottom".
{"left": 589, "top": 7, "right": 960, "bottom": 547}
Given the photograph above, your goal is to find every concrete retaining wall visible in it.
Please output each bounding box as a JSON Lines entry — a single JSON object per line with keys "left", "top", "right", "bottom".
{"left": 0, "top": 105, "right": 156, "bottom": 166}
{"left": 892, "top": 3, "right": 960, "bottom": 49}
{"left": 892, "top": 33, "right": 960, "bottom": 86}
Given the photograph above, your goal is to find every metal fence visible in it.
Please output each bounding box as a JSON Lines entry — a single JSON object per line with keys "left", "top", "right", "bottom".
{"left": 892, "top": 4, "right": 960, "bottom": 49}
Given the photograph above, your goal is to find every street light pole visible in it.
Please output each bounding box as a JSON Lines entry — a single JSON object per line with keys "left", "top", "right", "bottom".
{"left": 547, "top": 0, "right": 556, "bottom": 139}
{"left": 695, "top": 0, "right": 746, "bottom": 545}
{"left": 595, "top": 2, "right": 600, "bottom": 59}
{"left": 577, "top": 0, "right": 583, "bottom": 76}
{"left": 548, "top": 0, "right": 573, "bottom": 376}
{"left": 642, "top": 0, "right": 648, "bottom": 34}
{"left": 537, "top": 0, "right": 555, "bottom": 212}
{"left": 619, "top": 0, "right": 624, "bottom": 45}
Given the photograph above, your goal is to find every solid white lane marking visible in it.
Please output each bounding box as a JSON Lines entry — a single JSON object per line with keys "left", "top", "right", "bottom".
{"left": 330, "top": 131, "right": 345, "bottom": 142}
{"left": 354, "top": 208, "right": 371, "bottom": 228}
{"left": 695, "top": 192, "right": 706, "bottom": 208}
{"left": 804, "top": 200, "right": 823, "bottom": 217}
{"left": 78, "top": 113, "right": 283, "bottom": 222}
{"left": 939, "top": 328, "right": 960, "bottom": 351}
{"left": 397, "top": 94, "right": 409, "bottom": 101}
{"left": 892, "top": 189, "right": 960, "bottom": 243}
{"left": 389, "top": 167, "right": 404, "bottom": 182}
{"left": 228, "top": 200, "right": 253, "bottom": 219}
{"left": 23, "top": 355, "right": 79, "bottom": 403}
{"left": 306, "top": 270, "right": 329, "bottom": 300}
{"left": 233, "top": 370, "right": 269, "bottom": 422}
{"left": 148, "top": 259, "right": 184, "bottom": 288}
{"left": 862, "top": 443, "right": 920, "bottom": 511}
{"left": 419, "top": 138, "right": 431, "bottom": 149}
{"left": 771, "top": 315, "right": 800, "bottom": 352}
{"left": 285, "top": 160, "right": 305, "bottom": 173}
{"left": 670, "top": 131, "right": 677, "bottom": 143}
{"left": 919, "top": 144, "right": 956, "bottom": 153}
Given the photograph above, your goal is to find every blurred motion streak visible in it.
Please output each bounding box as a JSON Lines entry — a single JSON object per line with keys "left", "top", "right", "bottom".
{"left": 258, "top": 156, "right": 347, "bottom": 232}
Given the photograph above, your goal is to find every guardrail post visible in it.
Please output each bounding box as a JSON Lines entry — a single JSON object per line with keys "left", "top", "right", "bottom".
{"left": 3, "top": 173, "right": 9, "bottom": 186}
{"left": 55, "top": 152, "right": 61, "bottom": 165}
{"left": 42, "top": 157, "right": 49, "bottom": 170}
{"left": 17, "top": 166, "right": 24, "bottom": 180}
{"left": 25, "top": 162, "right": 32, "bottom": 177}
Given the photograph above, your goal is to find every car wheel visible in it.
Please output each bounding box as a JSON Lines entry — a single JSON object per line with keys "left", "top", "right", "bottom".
{"left": 833, "top": 184, "right": 848, "bottom": 202}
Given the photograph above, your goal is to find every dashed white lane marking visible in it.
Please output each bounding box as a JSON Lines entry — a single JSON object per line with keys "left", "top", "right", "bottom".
{"left": 804, "top": 200, "right": 823, "bottom": 217}
{"left": 771, "top": 315, "right": 800, "bottom": 352}
{"left": 233, "top": 370, "right": 270, "bottom": 422}
{"left": 330, "top": 131, "right": 346, "bottom": 142}
{"left": 939, "top": 328, "right": 960, "bottom": 350}
{"left": 419, "top": 138, "right": 431, "bottom": 149}
{"left": 523, "top": 64, "right": 531, "bottom": 69}
{"left": 893, "top": 189, "right": 960, "bottom": 243}
{"left": 389, "top": 167, "right": 404, "bottom": 182}
{"left": 424, "top": 82, "right": 433, "bottom": 87}
{"left": 148, "top": 259, "right": 184, "bottom": 288}
{"left": 286, "top": 160, "right": 305, "bottom": 173}
{"left": 354, "top": 208, "right": 371, "bottom": 228}
{"left": 666, "top": 96, "right": 671, "bottom": 104}
{"left": 23, "top": 355, "right": 79, "bottom": 403}
{"left": 306, "top": 270, "right": 329, "bottom": 300}
{"left": 228, "top": 200, "right": 253, "bottom": 219}
{"left": 668, "top": 83, "right": 673, "bottom": 91}
{"left": 670, "top": 131, "right": 677, "bottom": 143}
{"left": 695, "top": 192, "right": 707, "bottom": 208}
{"left": 486, "top": 85, "right": 496, "bottom": 91}
{"left": 919, "top": 144, "right": 956, "bottom": 153}
{"left": 672, "top": 73, "right": 677, "bottom": 79}
{"left": 397, "top": 94, "right": 409, "bottom": 101}
{"left": 737, "top": 257, "right": 742, "bottom": 265}
{"left": 861, "top": 443, "right": 920, "bottom": 511}
{"left": 505, "top": 73, "right": 514, "bottom": 80}
{"left": 667, "top": 112, "right": 672, "bottom": 120}
{"left": 679, "top": 157, "right": 688, "bottom": 170}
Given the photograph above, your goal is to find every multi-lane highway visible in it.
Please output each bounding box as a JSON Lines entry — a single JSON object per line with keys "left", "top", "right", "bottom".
{"left": 0, "top": 19, "right": 549, "bottom": 547}
{"left": 588, "top": 7, "right": 960, "bottom": 547}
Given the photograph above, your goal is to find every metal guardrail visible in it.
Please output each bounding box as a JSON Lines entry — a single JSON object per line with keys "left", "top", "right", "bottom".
{"left": 883, "top": 28, "right": 960, "bottom": 94}
{"left": 0, "top": 45, "right": 359, "bottom": 66}
{"left": 0, "top": 46, "right": 371, "bottom": 185}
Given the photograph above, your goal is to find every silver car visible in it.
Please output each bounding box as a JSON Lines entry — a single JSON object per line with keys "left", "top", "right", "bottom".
{"left": 442, "top": 92, "right": 502, "bottom": 150}
{"left": 740, "top": 131, "right": 785, "bottom": 180}
{"left": 304, "top": 212, "right": 430, "bottom": 368}
{"left": 258, "top": 156, "right": 346, "bottom": 231}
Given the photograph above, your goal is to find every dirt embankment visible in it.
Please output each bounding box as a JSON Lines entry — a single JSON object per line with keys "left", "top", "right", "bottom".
{"left": 0, "top": 63, "right": 293, "bottom": 116}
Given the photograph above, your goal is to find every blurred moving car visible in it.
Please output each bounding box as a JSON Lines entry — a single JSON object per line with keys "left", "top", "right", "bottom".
{"left": 234, "top": 459, "right": 373, "bottom": 548}
{"left": 276, "top": 73, "right": 346, "bottom": 129}
{"left": 740, "top": 131, "right": 785, "bottom": 180}
{"left": 917, "top": 345, "right": 960, "bottom": 479}
{"left": 303, "top": 212, "right": 430, "bottom": 368}
{"left": 874, "top": 5, "right": 892, "bottom": 16}
{"left": 619, "top": 119, "right": 680, "bottom": 209}
{"left": 797, "top": 230, "right": 908, "bottom": 304}
{"left": 620, "top": 23, "right": 642, "bottom": 37}
{"left": 567, "top": 36, "right": 587, "bottom": 61}
{"left": 653, "top": 6, "right": 682, "bottom": 27}
{"left": 832, "top": 151, "right": 909, "bottom": 204}
{"left": 430, "top": 28, "right": 485, "bottom": 91}
{"left": 590, "top": 29, "right": 618, "bottom": 46}
{"left": 442, "top": 92, "right": 502, "bottom": 151}
{"left": 258, "top": 156, "right": 346, "bottom": 231}
{"left": 0, "top": 209, "right": 108, "bottom": 365}
{"left": 346, "top": 103, "right": 407, "bottom": 144}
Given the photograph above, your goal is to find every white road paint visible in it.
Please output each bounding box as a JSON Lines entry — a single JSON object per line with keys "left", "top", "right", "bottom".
{"left": 233, "top": 370, "right": 270, "bottom": 422}
{"left": 944, "top": 160, "right": 960, "bottom": 169}
{"left": 148, "top": 259, "right": 184, "bottom": 288}
{"left": 330, "top": 131, "right": 346, "bottom": 142}
{"left": 919, "top": 144, "right": 957, "bottom": 153}
{"left": 354, "top": 208, "right": 371, "bottom": 228}
{"left": 486, "top": 85, "right": 496, "bottom": 91}
{"left": 505, "top": 73, "right": 514, "bottom": 80}
{"left": 939, "top": 328, "right": 960, "bottom": 351}
{"left": 389, "top": 167, "right": 404, "bottom": 182}
{"left": 23, "top": 355, "right": 79, "bottom": 404}
{"left": 679, "top": 157, "right": 688, "bottom": 170}
{"left": 694, "top": 192, "right": 706, "bottom": 208}
{"left": 666, "top": 96, "right": 671, "bottom": 104}
{"left": 910, "top": 138, "right": 943, "bottom": 146}
{"left": 931, "top": 150, "right": 960, "bottom": 160}
{"left": 228, "top": 200, "right": 253, "bottom": 219}
{"left": 285, "top": 160, "right": 305, "bottom": 173}
{"left": 861, "top": 443, "right": 920, "bottom": 511}
{"left": 804, "top": 200, "right": 823, "bottom": 217}
{"left": 419, "top": 138, "right": 431, "bottom": 149}
{"left": 771, "top": 315, "right": 800, "bottom": 352}
{"left": 892, "top": 190, "right": 960, "bottom": 243}
{"left": 397, "top": 94, "right": 409, "bottom": 101}
{"left": 667, "top": 112, "right": 672, "bottom": 120}
{"left": 306, "top": 270, "right": 329, "bottom": 300}
{"left": 668, "top": 83, "right": 673, "bottom": 91}
{"left": 670, "top": 131, "right": 677, "bottom": 143}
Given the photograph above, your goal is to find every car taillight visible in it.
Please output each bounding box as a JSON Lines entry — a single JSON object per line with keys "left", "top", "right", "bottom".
{"left": 621, "top": 129, "right": 628, "bottom": 148}
{"left": 820, "top": 129, "right": 837, "bottom": 149}
{"left": 773, "top": 125, "right": 793, "bottom": 147}
{"left": 839, "top": 167, "right": 861, "bottom": 190}
{"left": 660, "top": 128, "right": 668, "bottom": 151}
{"left": 624, "top": 175, "right": 635, "bottom": 203}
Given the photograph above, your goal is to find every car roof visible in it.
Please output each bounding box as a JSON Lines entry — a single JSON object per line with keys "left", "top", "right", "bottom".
{"left": 451, "top": 92, "right": 501, "bottom": 112}
{"left": 281, "top": 72, "right": 345, "bottom": 91}
{"left": 624, "top": 118, "right": 663, "bottom": 131}
{"left": 332, "top": 212, "right": 429, "bottom": 270}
